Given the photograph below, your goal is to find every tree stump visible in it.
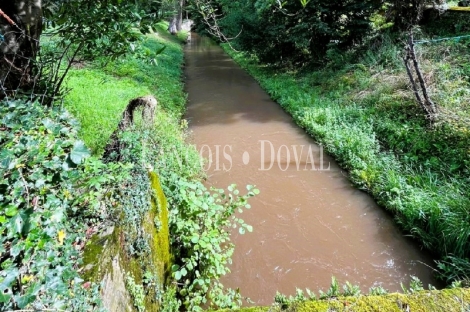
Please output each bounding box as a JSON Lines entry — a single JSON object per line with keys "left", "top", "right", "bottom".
{"left": 104, "top": 95, "right": 157, "bottom": 160}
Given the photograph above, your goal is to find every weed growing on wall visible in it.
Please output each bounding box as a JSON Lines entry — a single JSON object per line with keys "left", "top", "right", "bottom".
{"left": 112, "top": 115, "right": 259, "bottom": 311}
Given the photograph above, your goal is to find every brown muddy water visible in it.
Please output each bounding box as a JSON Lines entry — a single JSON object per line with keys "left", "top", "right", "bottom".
{"left": 183, "top": 34, "right": 438, "bottom": 305}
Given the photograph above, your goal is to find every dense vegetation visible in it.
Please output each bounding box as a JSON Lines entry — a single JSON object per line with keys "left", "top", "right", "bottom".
{"left": 1, "top": 0, "right": 470, "bottom": 310}
{"left": 191, "top": 0, "right": 449, "bottom": 67}
{"left": 1, "top": 2, "right": 256, "bottom": 310}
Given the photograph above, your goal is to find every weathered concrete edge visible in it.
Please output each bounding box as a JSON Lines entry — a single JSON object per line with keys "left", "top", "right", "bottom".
{"left": 82, "top": 170, "right": 171, "bottom": 312}
{"left": 218, "top": 288, "right": 470, "bottom": 312}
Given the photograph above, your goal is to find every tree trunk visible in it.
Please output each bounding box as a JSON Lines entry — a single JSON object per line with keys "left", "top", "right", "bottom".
{"left": 168, "top": 16, "right": 177, "bottom": 35}
{"left": 0, "top": 0, "right": 42, "bottom": 98}
{"left": 176, "top": 0, "right": 184, "bottom": 32}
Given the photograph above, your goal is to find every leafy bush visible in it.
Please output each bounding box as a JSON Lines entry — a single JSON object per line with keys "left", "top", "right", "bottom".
{"left": 169, "top": 181, "right": 258, "bottom": 311}
{"left": 200, "top": 0, "right": 382, "bottom": 66}
{"left": 110, "top": 114, "right": 259, "bottom": 311}
{"left": 0, "top": 100, "right": 128, "bottom": 310}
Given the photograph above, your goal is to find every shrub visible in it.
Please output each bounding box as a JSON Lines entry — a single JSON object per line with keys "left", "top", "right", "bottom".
{"left": 0, "top": 100, "right": 128, "bottom": 310}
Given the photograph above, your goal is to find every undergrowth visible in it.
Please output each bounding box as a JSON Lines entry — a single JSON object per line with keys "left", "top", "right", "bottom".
{"left": 223, "top": 23, "right": 470, "bottom": 283}
{"left": 114, "top": 119, "right": 258, "bottom": 311}
{"left": 0, "top": 100, "right": 128, "bottom": 310}
{"left": 1, "top": 19, "right": 256, "bottom": 311}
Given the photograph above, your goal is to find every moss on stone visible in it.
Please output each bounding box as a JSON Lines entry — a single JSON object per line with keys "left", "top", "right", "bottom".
{"left": 448, "top": 6, "right": 470, "bottom": 11}
{"left": 229, "top": 288, "right": 470, "bottom": 312}
{"left": 81, "top": 171, "right": 172, "bottom": 312}
{"left": 82, "top": 226, "right": 119, "bottom": 283}
{"left": 148, "top": 171, "right": 171, "bottom": 283}
{"left": 139, "top": 171, "right": 172, "bottom": 311}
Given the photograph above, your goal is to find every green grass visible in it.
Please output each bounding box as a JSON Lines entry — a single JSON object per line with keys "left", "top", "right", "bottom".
{"left": 64, "top": 22, "right": 187, "bottom": 155}
{"left": 222, "top": 31, "right": 470, "bottom": 283}
{"left": 64, "top": 69, "right": 149, "bottom": 154}
{"left": 228, "top": 287, "right": 470, "bottom": 312}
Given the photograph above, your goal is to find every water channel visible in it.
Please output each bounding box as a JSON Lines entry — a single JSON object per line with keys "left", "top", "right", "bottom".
{"left": 184, "top": 34, "right": 438, "bottom": 306}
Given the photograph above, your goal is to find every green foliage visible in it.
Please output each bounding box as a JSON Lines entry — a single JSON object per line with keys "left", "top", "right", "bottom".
{"left": 197, "top": 0, "right": 382, "bottom": 66}
{"left": 103, "top": 116, "right": 258, "bottom": 311}
{"left": 2, "top": 0, "right": 168, "bottom": 104}
{"left": 342, "top": 281, "right": 362, "bottom": 297}
{"left": 273, "top": 278, "right": 363, "bottom": 310}
{"left": 43, "top": 0, "right": 158, "bottom": 61}
{"left": 369, "top": 286, "right": 388, "bottom": 296}
{"left": 319, "top": 276, "right": 341, "bottom": 299}
{"left": 389, "top": 0, "right": 427, "bottom": 30}
{"left": 168, "top": 181, "right": 257, "bottom": 311}
{"left": 408, "top": 276, "right": 425, "bottom": 293}
{"left": 161, "top": 286, "right": 182, "bottom": 312}
{"left": 273, "top": 288, "right": 315, "bottom": 310}
{"left": 274, "top": 292, "right": 290, "bottom": 310}
{"left": 0, "top": 100, "right": 128, "bottom": 310}
{"left": 126, "top": 273, "right": 147, "bottom": 312}
{"left": 423, "top": 10, "right": 470, "bottom": 35}
{"left": 438, "top": 256, "right": 470, "bottom": 283}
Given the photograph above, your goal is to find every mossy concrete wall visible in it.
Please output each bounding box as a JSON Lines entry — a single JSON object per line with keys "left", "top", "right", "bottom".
{"left": 148, "top": 171, "right": 171, "bottom": 285}
{"left": 231, "top": 288, "right": 470, "bottom": 312}
{"left": 82, "top": 171, "right": 171, "bottom": 312}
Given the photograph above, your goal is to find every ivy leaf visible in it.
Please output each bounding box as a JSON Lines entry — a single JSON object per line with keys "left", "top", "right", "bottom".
{"left": 19, "top": 209, "right": 33, "bottom": 236}
{"left": 191, "top": 235, "right": 199, "bottom": 243}
{"left": 69, "top": 141, "right": 90, "bottom": 165}
{"left": 0, "top": 267, "right": 19, "bottom": 292}
{"left": 0, "top": 290, "right": 12, "bottom": 304}
{"left": 14, "top": 293, "right": 36, "bottom": 309}
{"left": 10, "top": 214, "right": 23, "bottom": 234}
{"left": 10, "top": 243, "right": 24, "bottom": 257}
{"left": 57, "top": 230, "right": 66, "bottom": 245}
{"left": 5, "top": 205, "right": 18, "bottom": 217}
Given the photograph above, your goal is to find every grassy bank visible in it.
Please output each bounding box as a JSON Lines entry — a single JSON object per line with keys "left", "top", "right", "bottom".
{"left": 228, "top": 287, "right": 470, "bottom": 312}
{"left": 64, "top": 22, "right": 257, "bottom": 311}
{"left": 0, "top": 20, "right": 256, "bottom": 310}
{"left": 64, "top": 22, "right": 187, "bottom": 155}
{"left": 222, "top": 29, "right": 470, "bottom": 283}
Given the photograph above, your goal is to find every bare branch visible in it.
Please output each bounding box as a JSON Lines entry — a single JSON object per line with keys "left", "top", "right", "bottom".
{"left": 403, "top": 33, "right": 438, "bottom": 124}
